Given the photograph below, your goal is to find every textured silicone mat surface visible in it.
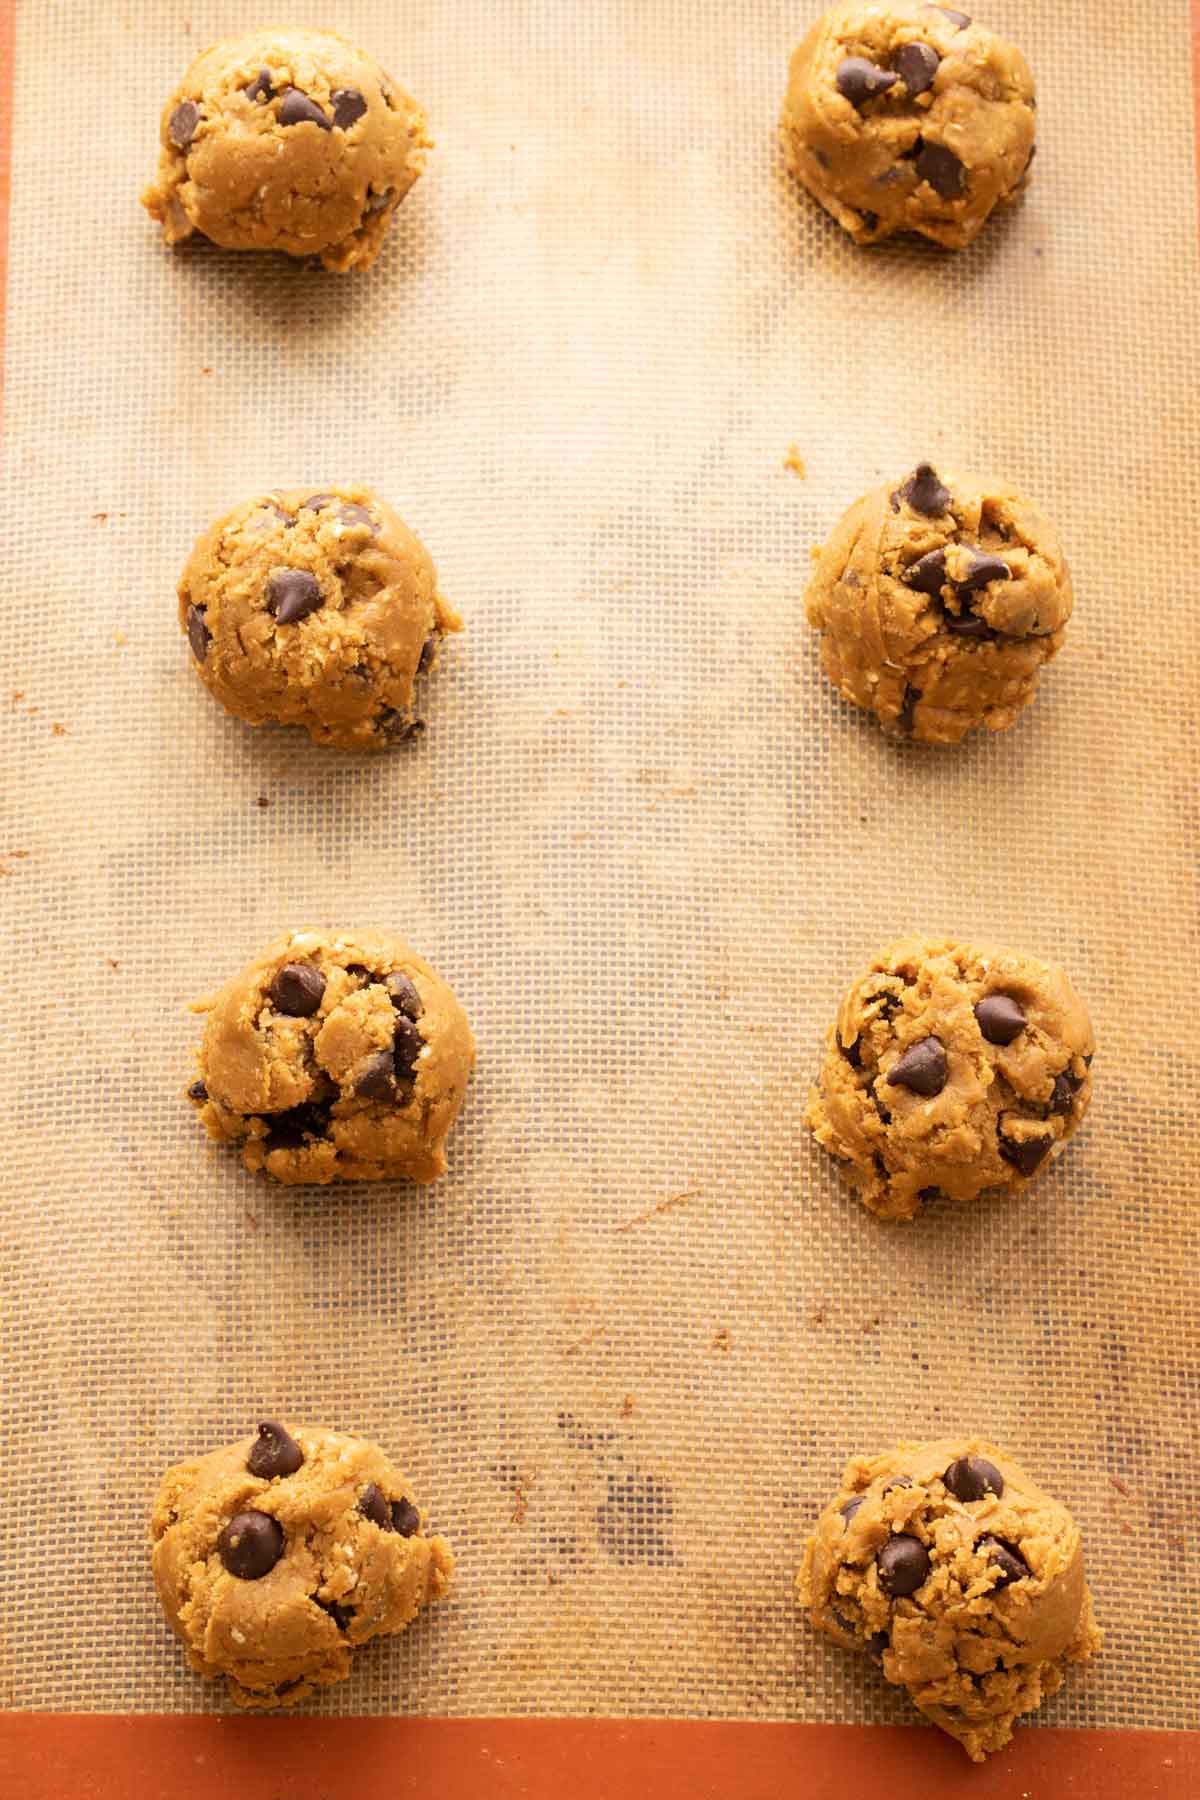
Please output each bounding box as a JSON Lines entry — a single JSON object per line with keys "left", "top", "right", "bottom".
{"left": 0, "top": 0, "right": 1197, "bottom": 1727}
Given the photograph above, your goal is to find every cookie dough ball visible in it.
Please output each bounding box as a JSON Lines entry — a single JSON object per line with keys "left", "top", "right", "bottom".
{"left": 141, "top": 27, "right": 429, "bottom": 272}
{"left": 189, "top": 927, "right": 475, "bottom": 1185}
{"left": 805, "top": 463, "right": 1071, "bottom": 744}
{"left": 180, "top": 486, "right": 461, "bottom": 752}
{"left": 807, "top": 936, "right": 1093, "bottom": 1220}
{"left": 799, "top": 1438, "right": 1101, "bottom": 1760}
{"left": 782, "top": 4, "right": 1035, "bottom": 249}
{"left": 152, "top": 1420, "right": 453, "bottom": 1707}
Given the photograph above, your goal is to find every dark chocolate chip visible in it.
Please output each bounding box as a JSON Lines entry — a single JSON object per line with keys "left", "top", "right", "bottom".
{"left": 355, "top": 1049, "right": 396, "bottom": 1100}
{"left": 957, "top": 550, "right": 1011, "bottom": 595}
{"left": 860, "top": 210, "right": 879, "bottom": 233}
{"left": 277, "top": 88, "right": 331, "bottom": 130}
{"left": 836, "top": 57, "right": 900, "bottom": 108}
{"left": 942, "top": 1454, "right": 1004, "bottom": 1502}
{"left": 915, "top": 140, "right": 965, "bottom": 199}
{"left": 840, "top": 1496, "right": 864, "bottom": 1524}
{"left": 418, "top": 635, "right": 438, "bottom": 674}
{"left": 317, "top": 1597, "right": 353, "bottom": 1630}
{"left": 302, "top": 493, "right": 336, "bottom": 513}
{"left": 377, "top": 708, "right": 426, "bottom": 742}
{"left": 218, "top": 1510, "right": 284, "bottom": 1580}
{"left": 358, "top": 1483, "right": 392, "bottom": 1528}
{"left": 943, "top": 607, "right": 991, "bottom": 638}
{"left": 831, "top": 1607, "right": 855, "bottom": 1635}
{"left": 338, "top": 502, "right": 377, "bottom": 532}
{"left": 905, "top": 548, "right": 947, "bottom": 596}
{"left": 168, "top": 100, "right": 201, "bottom": 151}
{"left": 391, "top": 1498, "right": 421, "bottom": 1537}
{"left": 896, "top": 684, "right": 919, "bottom": 736}
{"left": 937, "top": 7, "right": 972, "bottom": 28}
{"left": 898, "top": 135, "right": 924, "bottom": 162}
{"left": 893, "top": 463, "right": 951, "bottom": 517}
{"left": 894, "top": 42, "right": 940, "bottom": 96}
{"left": 244, "top": 69, "right": 274, "bottom": 102}
{"left": 882, "top": 1475, "right": 914, "bottom": 1494}
{"left": 188, "top": 1079, "right": 208, "bottom": 1102}
{"left": 867, "top": 1630, "right": 891, "bottom": 1657}
{"left": 269, "top": 962, "right": 326, "bottom": 1017}
{"left": 392, "top": 1015, "right": 423, "bottom": 1077}
{"left": 247, "top": 1421, "right": 304, "bottom": 1480}
{"left": 866, "top": 988, "right": 902, "bottom": 1019}
{"left": 839, "top": 1033, "right": 862, "bottom": 1069}
{"left": 268, "top": 569, "right": 324, "bottom": 625}
{"left": 365, "top": 186, "right": 395, "bottom": 213}
{"left": 1050, "top": 1071, "right": 1080, "bottom": 1114}
{"left": 999, "top": 1131, "right": 1053, "bottom": 1177}
{"left": 264, "top": 1101, "right": 332, "bottom": 1152}
{"left": 877, "top": 1534, "right": 930, "bottom": 1597}
{"left": 185, "top": 604, "right": 211, "bottom": 663}
{"left": 331, "top": 87, "right": 368, "bottom": 129}
{"left": 975, "top": 995, "right": 1026, "bottom": 1046}
{"left": 979, "top": 1536, "right": 1029, "bottom": 1585}
{"left": 886, "top": 1037, "right": 947, "bottom": 1098}
{"left": 385, "top": 972, "right": 423, "bottom": 1019}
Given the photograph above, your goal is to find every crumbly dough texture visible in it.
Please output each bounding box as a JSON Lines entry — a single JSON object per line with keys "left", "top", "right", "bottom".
{"left": 151, "top": 1423, "right": 453, "bottom": 1707}
{"left": 805, "top": 463, "right": 1072, "bottom": 744}
{"left": 190, "top": 927, "right": 475, "bottom": 1185}
{"left": 807, "top": 936, "right": 1094, "bottom": 1220}
{"left": 782, "top": 3, "right": 1035, "bottom": 249}
{"left": 141, "top": 27, "right": 430, "bottom": 272}
{"left": 799, "top": 1437, "right": 1101, "bottom": 1760}
{"left": 179, "top": 486, "right": 461, "bottom": 751}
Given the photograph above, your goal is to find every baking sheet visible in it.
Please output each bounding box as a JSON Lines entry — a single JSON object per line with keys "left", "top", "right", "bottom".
{"left": 0, "top": 0, "right": 1197, "bottom": 1731}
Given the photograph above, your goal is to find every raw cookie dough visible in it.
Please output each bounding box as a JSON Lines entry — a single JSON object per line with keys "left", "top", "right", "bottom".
{"left": 807, "top": 935, "right": 1093, "bottom": 1220}
{"left": 179, "top": 486, "right": 461, "bottom": 751}
{"left": 152, "top": 1420, "right": 453, "bottom": 1707}
{"left": 782, "top": 4, "right": 1035, "bottom": 249}
{"left": 798, "top": 1438, "right": 1101, "bottom": 1760}
{"left": 189, "top": 927, "right": 475, "bottom": 1185}
{"left": 141, "top": 27, "right": 429, "bottom": 272}
{"left": 805, "top": 462, "right": 1071, "bottom": 744}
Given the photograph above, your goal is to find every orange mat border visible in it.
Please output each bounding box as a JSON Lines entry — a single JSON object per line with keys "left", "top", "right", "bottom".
{"left": 0, "top": 4, "right": 1198, "bottom": 1794}
{"left": 1, "top": 1716, "right": 1197, "bottom": 1799}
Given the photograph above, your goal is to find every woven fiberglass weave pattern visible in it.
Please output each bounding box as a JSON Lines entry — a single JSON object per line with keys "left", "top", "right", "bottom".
{"left": 0, "top": 0, "right": 1197, "bottom": 1727}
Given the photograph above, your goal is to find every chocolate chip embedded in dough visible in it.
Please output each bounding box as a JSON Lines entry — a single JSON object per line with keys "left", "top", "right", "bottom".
{"left": 331, "top": 87, "right": 368, "bottom": 129}
{"left": 168, "top": 101, "right": 201, "bottom": 151}
{"left": 943, "top": 606, "right": 991, "bottom": 638}
{"left": 882, "top": 1475, "right": 914, "bottom": 1494}
{"left": 267, "top": 569, "right": 325, "bottom": 625}
{"left": 957, "top": 550, "right": 1011, "bottom": 595}
{"left": 999, "top": 1130, "right": 1053, "bottom": 1177}
{"left": 885, "top": 1036, "right": 947, "bottom": 1097}
{"left": 418, "top": 635, "right": 438, "bottom": 674}
{"left": 893, "top": 463, "right": 951, "bottom": 517}
{"left": 860, "top": 210, "right": 879, "bottom": 233}
{"left": 302, "top": 493, "right": 336, "bottom": 513}
{"left": 217, "top": 1510, "right": 284, "bottom": 1579}
{"left": 979, "top": 1536, "right": 1030, "bottom": 1585}
{"left": 277, "top": 88, "right": 331, "bottom": 130}
{"left": 905, "top": 548, "right": 947, "bottom": 596}
{"left": 896, "top": 684, "right": 919, "bottom": 736}
{"left": 840, "top": 1497, "right": 864, "bottom": 1524}
{"left": 338, "top": 502, "right": 378, "bottom": 533}
{"left": 975, "top": 995, "right": 1027, "bottom": 1046}
{"left": 838, "top": 1033, "right": 862, "bottom": 1069}
{"left": 836, "top": 57, "right": 900, "bottom": 109}
{"left": 867, "top": 1629, "right": 891, "bottom": 1658}
{"left": 186, "top": 604, "right": 211, "bottom": 663}
{"left": 377, "top": 709, "right": 426, "bottom": 743}
{"left": 358, "top": 1483, "right": 393, "bottom": 1528}
{"left": 391, "top": 1498, "right": 421, "bottom": 1537}
{"left": 942, "top": 1454, "right": 1004, "bottom": 1502}
{"left": 188, "top": 1080, "right": 208, "bottom": 1102}
{"left": 365, "top": 186, "right": 395, "bottom": 213}
{"left": 355, "top": 1050, "right": 397, "bottom": 1100}
{"left": 915, "top": 140, "right": 966, "bottom": 199}
{"left": 385, "top": 972, "right": 424, "bottom": 1019}
{"left": 269, "top": 962, "right": 326, "bottom": 1016}
{"left": 937, "top": 7, "right": 972, "bottom": 29}
{"left": 244, "top": 69, "right": 274, "bottom": 102}
{"left": 317, "top": 1597, "right": 353, "bottom": 1630}
{"left": 871, "top": 1081, "right": 893, "bottom": 1126}
{"left": 894, "top": 42, "right": 940, "bottom": 97}
{"left": 1050, "top": 1071, "right": 1081, "bottom": 1114}
{"left": 392, "top": 1016, "right": 423, "bottom": 1078}
{"left": 247, "top": 1421, "right": 304, "bottom": 1480}
{"left": 264, "top": 1101, "right": 332, "bottom": 1152}
{"left": 877, "top": 1533, "right": 931, "bottom": 1597}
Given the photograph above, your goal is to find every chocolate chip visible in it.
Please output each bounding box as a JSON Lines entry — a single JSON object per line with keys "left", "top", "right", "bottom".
{"left": 377, "top": 709, "right": 426, "bottom": 742}
{"left": 860, "top": 210, "right": 879, "bottom": 234}
{"left": 870, "top": 1081, "right": 892, "bottom": 1126}
{"left": 218, "top": 1510, "right": 284, "bottom": 1580}
{"left": 268, "top": 569, "right": 324, "bottom": 625}
{"left": 867, "top": 1629, "right": 890, "bottom": 1657}
{"left": 1051, "top": 1071, "right": 1080, "bottom": 1114}
{"left": 269, "top": 962, "right": 326, "bottom": 1016}
{"left": 937, "top": 7, "right": 972, "bottom": 27}
{"left": 247, "top": 1421, "right": 304, "bottom": 1480}
{"left": 877, "top": 1534, "right": 930, "bottom": 1597}
{"left": 839, "top": 1033, "right": 862, "bottom": 1069}
{"left": 882, "top": 1475, "right": 914, "bottom": 1494}
{"left": 893, "top": 463, "right": 951, "bottom": 517}
{"left": 943, "top": 607, "right": 991, "bottom": 638}
{"left": 999, "top": 1131, "right": 1053, "bottom": 1177}
{"left": 302, "top": 493, "right": 336, "bottom": 513}
{"left": 185, "top": 603, "right": 212, "bottom": 663}
{"left": 905, "top": 548, "right": 947, "bottom": 596}
{"left": 391, "top": 1498, "right": 421, "bottom": 1537}
{"left": 957, "top": 550, "right": 1010, "bottom": 595}
{"left": 840, "top": 1497, "right": 864, "bottom": 1524}
{"left": 392, "top": 1015, "right": 423, "bottom": 1078}
{"left": 264, "top": 1101, "right": 332, "bottom": 1152}
{"left": 385, "top": 972, "right": 423, "bottom": 1019}
{"left": 979, "top": 1536, "right": 1029, "bottom": 1585}
{"left": 338, "top": 502, "right": 377, "bottom": 532}
{"left": 188, "top": 1080, "right": 208, "bottom": 1102}
{"left": 331, "top": 87, "right": 368, "bottom": 129}
{"left": 317, "top": 1597, "right": 353, "bottom": 1630}
{"left": 365, "top": 186, "right": 395, "bottom": 213}
{"left": 886, "top": 1037, "right": 947, "bottom": 1097}
{"left": 277, "top": 88, "right": 331, "bottom": 130}
{"left": 915, "top": 140, "right": 965, "bottom": 199}
{"left": 168, "top": 101, "right": 201, "bottom": 151}
{"left": 942, "top": 1455, "right": 1004, "bottom": 1502}
{"left": 894, "top": 42, "right": 940, "bottom": 96}
{"left": 355, "top": 1050, "right": 396, "bottom": 1100}
{"left": 866, "top": 988, "right": 901, "bottom": 1019}
{"left": 836, "top": 57, "right": 900, "bottom": 108}
{"left": 244, "top": 69, "right": 274, "bottom": 102}
{"left": 358, "top": 1483, "right": 392, "bottom": 1528}
{"left": 418, "top": 635, "right": 438, "bottom": 674}
{"left": 896, "top": 684, "right": 919, "bottom": 736}
{"left": 975, "top": 995, "right": 1026, "bottom": 1046}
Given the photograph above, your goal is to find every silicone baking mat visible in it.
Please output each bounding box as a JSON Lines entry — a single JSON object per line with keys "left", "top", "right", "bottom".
{"left": 1, "top": 0, "right": 1197, "bottom": 1789}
